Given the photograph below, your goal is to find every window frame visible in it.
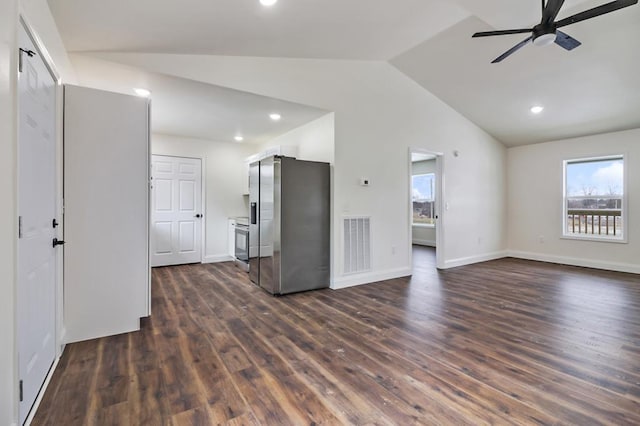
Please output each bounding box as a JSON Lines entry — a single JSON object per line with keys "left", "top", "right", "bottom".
{"left": 562, "top": 154, "right": 627, "bottom": 243}
{"left": 412, "top": 172, "right": 436, "bottom": 228}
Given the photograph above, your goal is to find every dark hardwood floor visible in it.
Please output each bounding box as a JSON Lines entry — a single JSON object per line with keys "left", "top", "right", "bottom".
{"left": 33, "top": 246, "right": 640, "bottom": 425}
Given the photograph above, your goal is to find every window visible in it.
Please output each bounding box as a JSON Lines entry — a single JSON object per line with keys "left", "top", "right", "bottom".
{"left": 412, "top": 173, "right": 435, "bottom": 226}
{"left": 563, "top": 155, "right": 625, "bottom": 241}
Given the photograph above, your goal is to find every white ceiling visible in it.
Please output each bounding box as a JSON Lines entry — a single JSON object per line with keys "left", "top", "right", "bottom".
{"left": 70, "top": 54, "right": 328, "bottom": 145}
{"left": 412, "top": 153, "right": 436, "bottom": 162}
{"left": 47, "top": 0, "right": 470, "bottom": 60}
{"left": 391, "top": 0, "right": 640, "bottom": 146}
{"left": 48, "top": 0, "right": 640, "bottom": 146}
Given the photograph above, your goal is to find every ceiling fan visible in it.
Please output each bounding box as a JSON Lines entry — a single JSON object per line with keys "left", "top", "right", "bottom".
{"left": 472, "top": 0, "right": 638, "bottom": 63}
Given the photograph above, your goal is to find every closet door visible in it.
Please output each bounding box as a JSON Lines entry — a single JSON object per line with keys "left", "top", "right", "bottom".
{"left": 17, "top": 22, "right": 58, "bottom": 424}
{"left": 64, "top": 85, "right": 150, "bottom": 343}
{"left": 150, "top": 155, "right": 203, "bottom": 267}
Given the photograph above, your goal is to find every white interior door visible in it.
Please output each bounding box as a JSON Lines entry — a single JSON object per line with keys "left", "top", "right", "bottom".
{"left": 151, "top": 155, "right": 203, "bottom": 266}
{"left": 17, "top": 23, "right": 58, "bottom": 425}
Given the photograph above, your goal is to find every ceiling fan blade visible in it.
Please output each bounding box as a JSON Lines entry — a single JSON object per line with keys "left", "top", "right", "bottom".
{"left": 473, "top": 28, "right": 532, "bottom": 38}
{"left": 542, "top": 0, "right": 566, "bottom": 25}
{"left": 555, "top": 30, "right": 581, "bottom": 50}
{"left": 491, "top": 36, "right": 533, "bottom": 63}
{"left": 556, "top": 0, "right": 638, "bottom": 28}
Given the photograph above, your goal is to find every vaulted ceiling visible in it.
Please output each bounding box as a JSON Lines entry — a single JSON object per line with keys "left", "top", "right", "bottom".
{"left": 48, "top": 0, "right": 640, "bottom": 146}
{"left": 69, "top": 54, "right": 328, "bottom": 144}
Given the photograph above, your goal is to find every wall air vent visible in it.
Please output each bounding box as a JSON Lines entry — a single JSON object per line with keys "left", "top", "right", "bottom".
{"left": 343, "top": 217, "right": 371, "bottom": 274}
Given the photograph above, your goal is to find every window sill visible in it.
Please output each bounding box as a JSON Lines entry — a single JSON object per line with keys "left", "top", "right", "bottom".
{"left": 412, "top": 223, "right": 435, "bottom": 228}
{"left": 561, "top": 234, "right": 627, "bottom": 244}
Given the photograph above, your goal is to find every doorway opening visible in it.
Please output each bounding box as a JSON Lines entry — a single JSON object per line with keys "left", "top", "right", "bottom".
{"left": 409, "top": 148, "right": 444, "bottom": 270}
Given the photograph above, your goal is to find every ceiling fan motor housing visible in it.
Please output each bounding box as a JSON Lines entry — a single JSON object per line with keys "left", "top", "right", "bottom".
{"left": 532, "top": 24, "right": 557, "bottom": 46}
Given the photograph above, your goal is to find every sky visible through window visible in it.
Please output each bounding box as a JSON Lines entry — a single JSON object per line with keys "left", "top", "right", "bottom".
{"left": 566, "top": 159, "right": 623, "bottom": 197}
{"left": 412, "top": 174, "right": 434, "bottom": 201}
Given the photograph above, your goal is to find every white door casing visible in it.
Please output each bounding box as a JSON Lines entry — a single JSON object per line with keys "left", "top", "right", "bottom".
{"left": 151, "top": 155, "right": 203, "bottom": 266}
{"left": 17, "top": 23, "right": 58, "bottom": 425}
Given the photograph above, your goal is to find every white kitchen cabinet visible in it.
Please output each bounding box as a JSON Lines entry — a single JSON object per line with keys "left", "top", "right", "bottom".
{"left": 242, "top": 161, "right": 249, "bottom": 195}
{"left": 64, "top": 85, "right": 150, "bottom": 343}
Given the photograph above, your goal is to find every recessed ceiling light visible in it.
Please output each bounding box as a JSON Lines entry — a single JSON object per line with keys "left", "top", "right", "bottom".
{"left": 269, "top": 113, "right": 282, "bottom": 121}
{"left": 234, "top": 136, "right": 244, "bottom": 142}
{"left": 133, "top": 88, "right": 151, "bottom": 97}
{"left": 260, "top": 0, "right": 278, "bottom": 6}
{"left": 530, "top": 105, "right": 544, "bottom": 114}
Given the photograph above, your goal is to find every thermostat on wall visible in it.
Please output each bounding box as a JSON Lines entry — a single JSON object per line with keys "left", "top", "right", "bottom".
{"left": 360, "top": 178, "right": 370, "bottom": 187}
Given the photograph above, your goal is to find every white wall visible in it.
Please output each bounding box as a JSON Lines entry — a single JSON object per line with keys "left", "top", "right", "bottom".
{"left": 507, "top": 128, "right": 640, "bottom": 273}
{"left": 259, "top": 113, "right": 335, "bottom": 164}
{"left": 412, "top": 159, "right": 436, "bottom": 246}
{"left": 89, "top": 53, "right": 508, "bottom": 286}
{"left": 152, "top": 134, "right": 256, "bottom": 263}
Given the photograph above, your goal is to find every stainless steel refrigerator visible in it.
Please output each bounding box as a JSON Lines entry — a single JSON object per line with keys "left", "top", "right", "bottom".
{"left": 249, "top": 156, "right": 330, "bottom": 295}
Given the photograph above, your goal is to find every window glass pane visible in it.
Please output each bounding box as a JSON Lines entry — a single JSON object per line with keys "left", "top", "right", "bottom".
{"left": 412, "top": 173, "right": 435, "bottom": 225}
{"left": 565, "top": 157, "right": 624, "bottom": 238}
{"left": 566, "top": 158, "right": 623, "bottom": 196}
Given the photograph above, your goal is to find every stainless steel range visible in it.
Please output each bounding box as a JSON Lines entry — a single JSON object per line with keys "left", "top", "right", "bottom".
{"left": 234, "top": 217, "right": 249, "bottom": 270}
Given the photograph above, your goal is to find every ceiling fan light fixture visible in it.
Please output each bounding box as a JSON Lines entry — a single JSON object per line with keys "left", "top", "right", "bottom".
{"left": 260, "top": 0, "right": 278, "bottom": 6}
{"left": 530, "top": 106, "right": 544, "bottom": 114}
{"left": 269, "top": 113, "right": 282, "bottom": 121}
{"left": 234, "top": 135, "right": 244, "bottom": 142}
{"left": 533, "top": 32, "right": 557, "bottom": 47}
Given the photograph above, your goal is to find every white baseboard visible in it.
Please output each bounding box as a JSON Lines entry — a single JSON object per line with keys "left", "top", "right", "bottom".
{"left": 24, "top": 352, "right": 63, "bottom": 426}
{"left": 331, "top": 267, "right": 412, "bottom": 290}
{"left": 202, "top": 254, "right": 234, "bottom": 264}
{"left": 442, "top": 251, "right": 508, "bottom": 269}
{"left": 412, "top": 239, "right": 435, "bottom": 247}
{"left": 508, "top": 250, "right": 640, "bottom": 274}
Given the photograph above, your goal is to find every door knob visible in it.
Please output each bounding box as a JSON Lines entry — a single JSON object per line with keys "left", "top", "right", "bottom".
{"left": 52, "top": 238, "right": 65, "bottom": 248}
{"left": 195, "top": 214, "right": 203, "bottom": 218}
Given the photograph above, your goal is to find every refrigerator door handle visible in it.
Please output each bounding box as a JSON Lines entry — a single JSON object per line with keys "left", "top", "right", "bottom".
{"left": 250, "top": 202, "right": 257, "bottom": 224}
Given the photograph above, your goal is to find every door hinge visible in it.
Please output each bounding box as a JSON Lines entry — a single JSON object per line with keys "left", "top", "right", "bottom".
{"left": 18, "top": 216, "right": 23, "bottom": 239}
{"left": 18, "top": 48, "right": 35, "bottom": 73}
{"left": 19, "top": 380, "right": 23, "bottom": 402}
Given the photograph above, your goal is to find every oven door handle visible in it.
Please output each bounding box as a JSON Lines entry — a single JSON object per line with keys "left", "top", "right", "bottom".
{"left": 250, "top": 202, "right": 257, "bottom": 224}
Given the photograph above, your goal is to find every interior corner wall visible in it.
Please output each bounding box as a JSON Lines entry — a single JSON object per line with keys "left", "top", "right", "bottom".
{"left": 1, "top": 1, "right": 18, "bottom": 423}
{"left": 152, "top": 134, "right": 256, "bottom": 262}
{"left": 507, "top": 128, "right": 640, "bottom": 273}
{"left": 258, "top": 112, "right": 335, "bottom": 164}
{"left": 412, "top": 159, "right": 436, "bottom": 246}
